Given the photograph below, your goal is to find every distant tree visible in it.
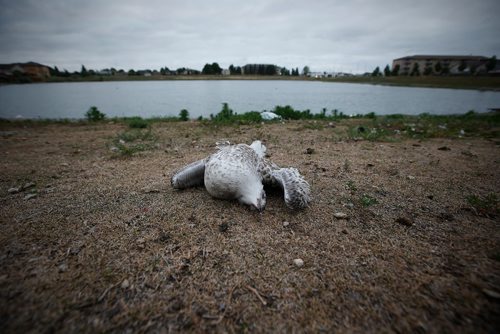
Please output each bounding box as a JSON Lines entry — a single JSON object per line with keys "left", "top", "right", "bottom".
{"left": 212, "top": 63, "right": 222, "bottom": 74}
{"left": 49, "top": 66, "right": 60, "bottom": 76}
{"left": 410, "top": 63, "right": 420, "bottom": 76}
{"left": 441, "top": 66, "right": 449, "bottom": 75}
{"left": 202, "top": 63, "right": 222, "bottom": 75}
{"left": 391, "top": 64, "right": 400, "bottom": 76}
{"left": 486, "top": 55, "right": 497, "bottom": 71}
{"left": 179, "top": 109, "right": 189, "bottom": 121}
{"left": 383, "top": 65, "right": 391, "bottom": 76}
{"left": 302, "top": 66, "right": 310, "bottom": 76}
{"left": 423, "top": 66, "right": 433, "bottom": 75}
{"left": 81, "top": 65, "right": 88, "bottom": 77}
{"left": 434, "top": 61, "right": 442, "bottom": 74}
{"left": 281, "top": 67, "right": 290, "bottom": 76}
{"left": 128, "top": 69, "right": 136, "bottom": 76}
{"left": 164, "top": 67, "right": 171, "bottom": 74}
{"left": 371, "top": 66, "right": 381, "bottom": 77}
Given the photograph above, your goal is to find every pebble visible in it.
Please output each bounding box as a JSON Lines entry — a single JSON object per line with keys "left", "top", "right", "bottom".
{"left": 24, "top": 193, "right": 37, "bottom": 200}
{"left": 333, "top": 212, "right": 348, "bottom": 219}
{"left": 293, "top": 258, "right": 304, "bottom": 268}
{"left": 58, "top": 263, "right": 68, "bottom": 273}
{"left": 121, "top": 279, "right": 130, "bottom": 289}
{"left": 305, "top": 148, "right": 315, "bottom": 154}
{"left": 407, "top": 175, "right": 415, "bottom": 180}
{"left": 8, "top": 187, "right": 20, "bottom": 194}
{"left": 282, "top": 221, "right": 290, "bottom": 227}
{"left": 396, "top": 217, "right": 413, "bottom": 227}
{"left": 61, "top": 162, "right": 70, "bottom": 167}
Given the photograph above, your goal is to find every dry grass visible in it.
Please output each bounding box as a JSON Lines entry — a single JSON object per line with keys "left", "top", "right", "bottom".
{"left": 0, "top": 121, "right": 499, "bottom": 333}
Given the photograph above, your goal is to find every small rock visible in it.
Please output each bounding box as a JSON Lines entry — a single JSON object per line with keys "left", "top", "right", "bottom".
{"left": 61, "top": 162, "right": 70, "bottom": 167}
{"left": 8, "top": 187, "right": 20, "bottom": 194}
{"left": 282, "top": 221, "right": 290, "bottom": 227}
{"left": 342, "top": 229, "right": 348, "bottom": 234}
{"left": 110, "top": 146, "right": 119, "bottom": 152}
{"left": 24, "top": 193, "right": 37, "bottom": 200}
{"left": 327, "top": 122, "right": 336, "bottom": 128}
{"left": 137, "top": 238, "right": 145, "bottom": 244}
{"left": 305, "top": 148, "right": 315, "bottom": 155}
{"left": 58, "top": 263, "right": 68, "bottom": 273}
{"left": 293, "top": 258, "right": 304, "bottom": 268}
{"left": 333, "top": 212, "right": 348, "bottom": 219}
{"left": 396, "top": 217, "right": 413, "bottom": 227}
{"left": 121, "top": 279, "right": 130, "bottom": 289}
{"left": 407, "top": 175, "right": 415, "bottom": 180}
{"left": 459, "top": 129, "right": 465, "bottom": 136}
{"left": 119, "top": 139, "right": 126, "bottom": 145}
{"left": 219, "top": 223, "right": 229, "bottom": 232}
{"left": 437, "top": 146, "right": 451, "bottom": 151}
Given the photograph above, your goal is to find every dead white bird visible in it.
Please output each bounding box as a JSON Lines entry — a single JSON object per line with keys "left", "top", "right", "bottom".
{"left": 171, "top": 141, "right": 311, "bottom": 211}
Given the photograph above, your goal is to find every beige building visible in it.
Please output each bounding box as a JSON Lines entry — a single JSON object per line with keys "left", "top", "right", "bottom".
{"left": 392, "top": 55, "right": 489, "bottom": 75}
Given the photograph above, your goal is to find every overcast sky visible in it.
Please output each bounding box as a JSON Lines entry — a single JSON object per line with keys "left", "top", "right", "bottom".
{"left": 1, "top": 0, "right": 499, "bottom": 73}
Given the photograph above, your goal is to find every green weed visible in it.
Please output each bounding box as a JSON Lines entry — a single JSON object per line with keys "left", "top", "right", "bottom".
{"left": 111, "top": 128, "right": 156, "bottom": 157}
{"left": 85, "top": 106, "right": 106, "bottom": 122}
{"left": 466, "top": 193, "right": 499, "bottom": 217}
{"left": 126, "top": 117, "right": 149, "bottom": 129}
{"left": 360, "top": 194, "right": 377, "bottom": 207}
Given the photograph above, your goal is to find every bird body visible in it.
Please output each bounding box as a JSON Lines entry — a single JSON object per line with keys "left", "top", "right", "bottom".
{"left": 171, "top": 141, "right": 310, "bottom": 210}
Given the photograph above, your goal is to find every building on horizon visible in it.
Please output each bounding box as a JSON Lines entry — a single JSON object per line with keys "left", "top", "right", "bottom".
{"left": 392, "top": 55, "right": 490, "bottom": 75}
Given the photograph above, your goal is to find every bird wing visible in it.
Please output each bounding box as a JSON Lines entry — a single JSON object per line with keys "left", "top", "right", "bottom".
{"left": 171, "top": 158, "right": 207, "bottom": 189}
{"left": 271, "top": 167, "right": 311, "bottom": 210}
{"left": 259, "top": 158, "right": 280, "bottom": 186}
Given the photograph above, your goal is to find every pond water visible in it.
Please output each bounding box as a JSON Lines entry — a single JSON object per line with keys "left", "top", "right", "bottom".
{"left": 0, "top": 80, "right": 499, "bottom": 119}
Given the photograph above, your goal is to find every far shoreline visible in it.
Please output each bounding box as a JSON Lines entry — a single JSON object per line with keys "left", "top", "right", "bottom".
{"left": 20, "top": 74, "right": 500, "bottom": 92}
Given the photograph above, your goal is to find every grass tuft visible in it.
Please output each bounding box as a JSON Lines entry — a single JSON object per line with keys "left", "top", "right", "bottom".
{"left": 466, "top": 193, "right": 499, "bottom": 217}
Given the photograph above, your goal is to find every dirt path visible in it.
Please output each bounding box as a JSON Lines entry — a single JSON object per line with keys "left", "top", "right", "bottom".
{"left": 1, "top": 121, "right": 499, "bottom": 333}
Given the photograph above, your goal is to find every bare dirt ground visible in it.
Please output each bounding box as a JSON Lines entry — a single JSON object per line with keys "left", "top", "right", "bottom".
{"left": 1, "top": 121, "right": 499, "bottom": 333}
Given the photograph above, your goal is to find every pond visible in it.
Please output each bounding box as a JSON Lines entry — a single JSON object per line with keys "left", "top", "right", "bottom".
{"left": 0, "top": 80, "right": 499, "bottom": 119}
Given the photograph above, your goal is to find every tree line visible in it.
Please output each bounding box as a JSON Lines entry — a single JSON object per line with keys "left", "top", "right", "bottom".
{"left": 48, "top": 63, "right": 312, "bottom": 78}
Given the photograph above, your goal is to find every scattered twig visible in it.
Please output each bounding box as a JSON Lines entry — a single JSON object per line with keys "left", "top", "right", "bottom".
{"left": 212, "top": 284, "right": 238, "bottom": 325}
{"left": 98, "top": 282, "right": 120, "bottom": 303}
{"left": 246, "top": 285, "right": 267, "bottom": 306}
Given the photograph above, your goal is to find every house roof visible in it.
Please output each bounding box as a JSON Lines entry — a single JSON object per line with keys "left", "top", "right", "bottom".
{"left": 394, "top": 55, "right": 489, "bottom": 61}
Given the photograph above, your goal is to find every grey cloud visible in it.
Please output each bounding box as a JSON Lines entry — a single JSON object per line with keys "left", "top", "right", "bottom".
{"left": 0, "top": 0, "right": 499, "bottom": 73}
